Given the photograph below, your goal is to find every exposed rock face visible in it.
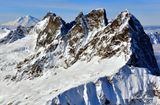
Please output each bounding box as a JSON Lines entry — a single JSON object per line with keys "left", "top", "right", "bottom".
{"left": 65, "top": 9, "right": 108, "bottom": 65}
{"left": 15, "top": 9, "right": 109, "bottom": 79}
{"left": 122, "top": 11, "right": 159, "bottom": 75}
{"left": 15, "top": 9, "right": 160, "bottom": 80}
{"left": 36, "top": 12, "right": 67, "bottom": 48}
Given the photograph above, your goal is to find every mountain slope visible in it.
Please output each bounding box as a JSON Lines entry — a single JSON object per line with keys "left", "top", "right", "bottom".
{"left": 15, "top": 9, "right": 160, "bottom": 80}
{"left": 52, "top": 66, "right": 160, "bottom": 105}
{"left": 147, "top": 32, "right": 160, "bottom": 44}
{"left": 144, "top": 26, "right": 160, "bottom": 44}
{"left": 50, "top": 10, "right": 160, "bottom": 105}
{"left": 1, "top": 15, "right": 39, "bottom": 27}
{"left": 0, "top": 26, "right": 28, "bottom": 44}
{"left": 0, "top": 9, "right": 160, "bottom": 105}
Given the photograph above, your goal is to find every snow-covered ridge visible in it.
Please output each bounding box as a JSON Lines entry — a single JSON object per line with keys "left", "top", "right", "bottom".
{"left": 144, "top": 26, "right": 160, "bottom": 44}
{"left": 147, "top": 32, "right": 160, "bottom": 44}
{"left": 53, "top": 66, "right": 160, "bottom": 105}
{"left": 0, "top": 26, "right": 28, "bottom": 44}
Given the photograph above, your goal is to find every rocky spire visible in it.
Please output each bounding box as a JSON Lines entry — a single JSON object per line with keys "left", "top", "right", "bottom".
{"left": 86, "top": 8, "right": 108, "bottom": 30}
{"left": 36, "top": 12, "right": 66, "bottom": 49}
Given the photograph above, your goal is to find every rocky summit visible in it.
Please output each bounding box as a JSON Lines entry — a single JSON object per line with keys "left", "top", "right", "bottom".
{"left": 0, "top": 8, "right": 160, "bottom": 105}
{"left": 15, "top": 9, "right": 159, "bottom": 80}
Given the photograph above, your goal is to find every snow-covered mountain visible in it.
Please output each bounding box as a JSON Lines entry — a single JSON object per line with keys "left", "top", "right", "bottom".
{"left": 0, "top": 9, "right": 160, "bottom": 105}
{"left": 1, "top": 15, "right": 39, "bottom": 28}
{"left": 144, "top": 26, "right": 160, "bottom": 44}
{"left": 0, "top": 26, "right": 28, "bottom": 44}
{"left": 147, "top": 32, "right": 160, "bottom": 44}
{"left": 144, "top": 26, "right": 160, "bottom": 33}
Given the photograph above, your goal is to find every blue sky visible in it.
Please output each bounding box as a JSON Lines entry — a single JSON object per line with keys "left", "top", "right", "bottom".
{"left": 0, "top": 0, "right": 160, "bottom": 25}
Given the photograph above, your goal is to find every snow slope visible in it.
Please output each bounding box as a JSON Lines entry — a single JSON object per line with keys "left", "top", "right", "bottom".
{"left": 0, "top": 9, "right": 160, "bottom": 105}
{"left": 53, "top": 66, "right": 160, "bottom": 105}
{"left": 0, "top": 28, "right": 11, "bottom": 39}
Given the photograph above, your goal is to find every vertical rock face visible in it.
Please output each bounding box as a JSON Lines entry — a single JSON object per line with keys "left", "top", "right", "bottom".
{"left": 126, "top": 12, "right": 160, "bottom": 75}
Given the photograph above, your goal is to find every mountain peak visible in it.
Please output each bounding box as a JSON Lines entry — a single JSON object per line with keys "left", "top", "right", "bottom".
{"left": 35, "top": 12, "right": 66, "bottom": 49}
{"left": 25, "top": 15, "right": 37, "bottom": 20}
{"left": 87, "top": 8, "right": 108, "bottom": 28}
{"left": 14, "top": 9, "right": 160, "bottom": 80}
{"left": 75, "top": 12, "right": 84, "bottom": 22}
{"left": 25, "top": 15, "right": 32, "bottom": 18}
{"left": 74, "top": 8, "right": 108, "bottom": 31}
{"left": 43, "top": 12, "right": 57, "bottom": 20}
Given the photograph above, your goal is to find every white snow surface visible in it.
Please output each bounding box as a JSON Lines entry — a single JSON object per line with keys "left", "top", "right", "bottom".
{"left": 0, "top": 28, "right": 11, "bottom": 39}
{"left": 52, "top": 66, "right": 160, "bottom": 105}
{"left": 0, "top": 31, "right": 127, "bottom": 105}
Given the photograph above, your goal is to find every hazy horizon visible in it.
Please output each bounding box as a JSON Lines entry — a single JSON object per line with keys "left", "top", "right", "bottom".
{"left": 0, "top": 0, "right": 160, "bottom": 26}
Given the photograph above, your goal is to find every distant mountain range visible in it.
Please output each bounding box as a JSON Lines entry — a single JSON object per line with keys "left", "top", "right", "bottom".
{"left": 1, "top": 15, "right": 39, "bottom": 28}
{"left": 144, "top": 25, "right": 160, "bottom": 33}
{"left": 144, "top": 26, "right": 160, "bottom": 30}
{"left": 144, "top": 26, "right": 160, "bottom": 44}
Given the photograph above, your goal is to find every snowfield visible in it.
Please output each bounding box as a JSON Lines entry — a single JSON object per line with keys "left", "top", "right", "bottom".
{"left": 0, "top": 33, "right": 127, "bottom": 105}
